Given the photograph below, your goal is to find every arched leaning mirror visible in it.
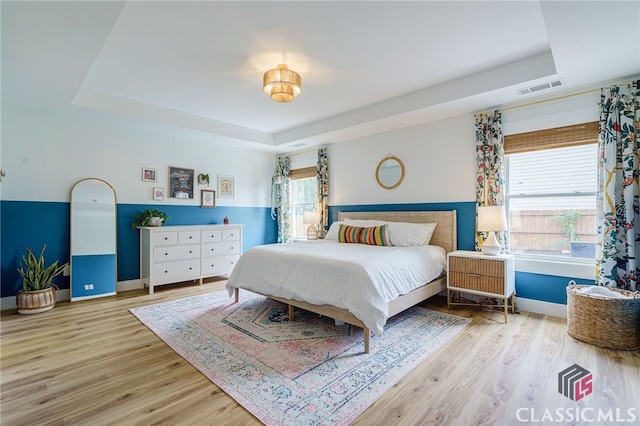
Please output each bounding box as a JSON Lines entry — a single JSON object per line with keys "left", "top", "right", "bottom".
{"left": 375, "top": 155, "right": 405, "bottom": 189}
{"left": 70, "top": 178, "right": 117, "bottom": 301}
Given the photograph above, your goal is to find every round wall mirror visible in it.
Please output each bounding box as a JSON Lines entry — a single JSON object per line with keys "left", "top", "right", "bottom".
{"left": 375, "top": 155, "right": 405, "bottom": 189}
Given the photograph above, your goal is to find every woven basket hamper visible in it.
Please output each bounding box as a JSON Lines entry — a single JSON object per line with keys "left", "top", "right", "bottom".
{"left": 566, "top": 282, "right": 640, "bottom": 351}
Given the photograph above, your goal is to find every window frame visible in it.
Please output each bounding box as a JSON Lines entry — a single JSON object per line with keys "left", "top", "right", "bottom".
{"left": 289, "top": 167, "right": 318, "bottom": 240}
{"left": 504, "top": 122, "right": 598, "bottom": 274}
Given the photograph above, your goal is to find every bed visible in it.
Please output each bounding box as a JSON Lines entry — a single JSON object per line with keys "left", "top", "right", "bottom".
{"left": 225, "top": 210, "right": 457, "bottom": 353}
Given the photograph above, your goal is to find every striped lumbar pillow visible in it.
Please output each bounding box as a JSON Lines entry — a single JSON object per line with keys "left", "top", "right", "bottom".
{"left": 337, "top": 224, "right": 391, "bottom": 246}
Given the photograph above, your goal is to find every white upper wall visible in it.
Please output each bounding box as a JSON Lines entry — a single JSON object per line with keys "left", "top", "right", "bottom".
{"left": 502, "top": 90, "right": 599, "bottom": 135}
{"left": 326, "top": 89, "right": 601, "bottom": 207}
{"left": 1, "top": 88, "right": 602, "bottom": 208}
{"left": 1, "top": 103, "right": 275, "bottom": 206}
{"left": 327, "top": 114, "right": 476, "bottom": 206}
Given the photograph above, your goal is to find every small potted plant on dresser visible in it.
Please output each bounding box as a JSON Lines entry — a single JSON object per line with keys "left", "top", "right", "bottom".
{"left": 132, "top": 209, "right": 170, "bottom": 228}
{"left": 16, "top": 245, "right": 68, "bottom": 314}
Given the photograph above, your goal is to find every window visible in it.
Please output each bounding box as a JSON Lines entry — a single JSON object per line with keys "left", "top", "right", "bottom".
{"left": 505, "top": 122, "right": 598, "bottom": 259}
{"left": 290, "top": 167, "right": 317, "bottom": 239}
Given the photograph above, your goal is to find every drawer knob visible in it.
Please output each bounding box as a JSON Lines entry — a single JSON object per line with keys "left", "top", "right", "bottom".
{"left": 164, "top": 252, "right": 168, "bottom": 256}
{"left": 164, "top": 237, "right": 168, "bottom": 240}
{"left": 189, "top": 250, "right": 193, "bottom": 253}
{"left": 230, "top": 246, "right": 234, "bottom": 250}
{"left": 164, "top": 270, "right": 168, "bottom": 274}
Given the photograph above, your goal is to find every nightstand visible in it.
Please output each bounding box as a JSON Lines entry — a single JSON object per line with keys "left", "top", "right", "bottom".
{"left": 447, "top": 250, "right": 515, "bottom": 322}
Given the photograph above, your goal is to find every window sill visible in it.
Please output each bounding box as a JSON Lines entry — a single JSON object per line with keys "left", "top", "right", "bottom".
{"left": 514, "top": 254, "right": 595, "bottom": 281}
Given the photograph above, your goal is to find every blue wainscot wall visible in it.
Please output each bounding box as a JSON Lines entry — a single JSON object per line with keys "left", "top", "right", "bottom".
{"left": 1, "top": 200, "right": 277, "bottom": 298}
{"left": 3, "top": 199, "right": 592, "bottom": 314}
{"left": 515, "top": 272, "right": 595, "bottom": 305}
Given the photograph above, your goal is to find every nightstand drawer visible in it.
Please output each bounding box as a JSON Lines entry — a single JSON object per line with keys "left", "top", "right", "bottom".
{"left": 448, "top": 256, "right": 504, "bottom": 278}
{"left": 449, "top": 271, "right": 505, "bottom": 294}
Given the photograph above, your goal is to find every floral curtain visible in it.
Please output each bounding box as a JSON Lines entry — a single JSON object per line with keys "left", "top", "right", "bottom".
{"left": 316, "top": 147, "right": 329, "bottom": 239}
{"left": 596, "top": 80, "right": 639, "bottom": 291}
{"left": 475, "top": 110, "right": 507, "bottom": 251}
{"left": 271, "top": 155, "right": 291, "bottom": 243}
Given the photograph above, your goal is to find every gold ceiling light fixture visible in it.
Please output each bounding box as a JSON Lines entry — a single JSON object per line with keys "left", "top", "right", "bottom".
{"left": 263, "top": 64, "right": 302, "bottom": 102}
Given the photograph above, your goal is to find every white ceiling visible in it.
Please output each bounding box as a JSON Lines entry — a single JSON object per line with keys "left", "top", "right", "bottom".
{"left": 2, "top": 1, "right": 639, "bottom": 152}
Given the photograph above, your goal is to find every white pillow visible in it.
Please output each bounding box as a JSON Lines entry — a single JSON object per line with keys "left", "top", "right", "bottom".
{"left": 387, "top": 222, "right": 437, "bottom": 246}
{"left": 343, "top": 218, "right": 387, "bottom": 227}
{"left": 324, "top": 221, "right": 345, "bottom": 240}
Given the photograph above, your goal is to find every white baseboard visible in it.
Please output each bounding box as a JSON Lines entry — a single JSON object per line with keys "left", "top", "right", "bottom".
{"left": 516, "top": 297, "right": 567, "bottom": 318}
{"left": 1, "top": 280, "right": 143, "bottom": 311}
{"left": 117, "top": 279, "right": 144, "bottom": 292}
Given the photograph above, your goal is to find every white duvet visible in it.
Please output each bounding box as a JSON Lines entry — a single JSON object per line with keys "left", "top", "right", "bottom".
{"left": 225, "top": 240, "right": 446, "bottom": 336}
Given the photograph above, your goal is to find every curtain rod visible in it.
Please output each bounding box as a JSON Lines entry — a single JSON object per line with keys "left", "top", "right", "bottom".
{"left": 497, "top": 79, "right": 637, "bottom": 113}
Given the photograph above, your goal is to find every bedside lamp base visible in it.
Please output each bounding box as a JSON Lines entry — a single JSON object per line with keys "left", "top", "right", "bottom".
{"left": 481, "top": 231, "right": 502, "bottom": 255}
{"left": 306, "top": 224, "right": 318, "bottom": 240}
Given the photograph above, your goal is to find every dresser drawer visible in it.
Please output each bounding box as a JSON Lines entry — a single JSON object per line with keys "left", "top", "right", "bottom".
{"left": 201, "top": 229, "right": 222, "bottom": 243}
{"left": 222, "top": 228, "right": 241, "bottom": 241}
{"left": 153, "top": 231, "right": 178, "bottom": 246}
{"left": 178, "top": 230, "right": 200, "bottom": 244}
{"left": 202, "top": 242, "right": 240, "bottom": 258}
{"left": 201, "top": 255, "right": 239, "bottom": 277}
{"left": 448, "top": 256, "right": 504, "bottom": 278}
{"left": 153, "top": 259, "right": 200, "bottom": 283}
{"left": 153, "top": 245, "right": 200, "bottom": 262}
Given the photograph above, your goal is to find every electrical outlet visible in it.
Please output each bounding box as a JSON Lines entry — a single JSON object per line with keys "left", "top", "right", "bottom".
{"left": 63, "top": 265, "right": 70, "bottom": 276}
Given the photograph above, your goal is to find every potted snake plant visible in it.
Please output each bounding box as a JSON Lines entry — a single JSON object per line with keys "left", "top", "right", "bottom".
{"left": 16, "top": 245, "right": 68, "bottom": 314}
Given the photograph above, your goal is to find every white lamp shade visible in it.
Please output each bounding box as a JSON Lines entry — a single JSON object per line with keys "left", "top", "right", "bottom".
{"left": 477, "top": 206, "right": 507, "bottom": 231}
{"left": 303, "top": 211, "right": 321, "bottom": 225}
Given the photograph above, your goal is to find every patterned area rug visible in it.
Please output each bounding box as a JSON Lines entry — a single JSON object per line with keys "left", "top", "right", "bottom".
{"left": 130, "top": 290, "right": 471, "bottom": 425}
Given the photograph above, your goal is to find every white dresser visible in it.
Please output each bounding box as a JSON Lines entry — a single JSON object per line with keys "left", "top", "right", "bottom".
{"left": 139, "top": 224, "right": 244, "bottom": 294}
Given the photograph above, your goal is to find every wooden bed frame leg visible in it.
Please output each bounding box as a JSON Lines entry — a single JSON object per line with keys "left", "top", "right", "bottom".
{"left": 364, "top": 327, "right": 370, "bottom": 354}
{"left": 234, "top": 288, "right": 239, "bottom": 303}
{"left": 288, "top": 304, "right": 295, "bottom": 321}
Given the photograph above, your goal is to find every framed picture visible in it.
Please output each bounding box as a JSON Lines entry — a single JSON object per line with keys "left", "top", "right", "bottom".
{"left": 153, "top": 187, "right": 164, "bottom": 201}
{"left": 142, "top": 167, "right": 157, "bottom": 182}
{"left": 218, "top": 174, "right": 234, "bottom": 198}
{"left": 200, "top": 189, "right": 216, "bottom": 208}
{"left": 169, "top": 166, "right": 194, "bottom": 199}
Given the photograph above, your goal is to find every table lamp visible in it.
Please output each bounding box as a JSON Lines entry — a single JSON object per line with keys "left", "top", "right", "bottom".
{"left": 303, "top": 211, "right": 321, "bottom": 240}
{"left": 477, "top": 205, "right": 507, "bottom": 255}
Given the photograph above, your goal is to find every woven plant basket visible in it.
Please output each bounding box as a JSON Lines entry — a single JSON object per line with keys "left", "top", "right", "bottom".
{"left": 566, "top": 282, "right": 640, "bottom": 351}
{"left": 16, "top": 288, "right": 56, "bottom": 315}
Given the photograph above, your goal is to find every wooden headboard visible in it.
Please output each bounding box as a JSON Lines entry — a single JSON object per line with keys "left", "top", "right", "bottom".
{"left": 337, "top": 210, "right": 457, "bottom": 253}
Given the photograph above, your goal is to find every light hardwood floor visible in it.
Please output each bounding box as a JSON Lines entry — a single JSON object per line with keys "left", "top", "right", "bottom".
{"left": 2, "top": 279, "right": 639, "bottom": 425}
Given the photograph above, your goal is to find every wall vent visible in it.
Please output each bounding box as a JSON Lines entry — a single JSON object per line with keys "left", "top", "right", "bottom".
{"left": 517, "top": 78, "right": 565, "bottom": 95}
